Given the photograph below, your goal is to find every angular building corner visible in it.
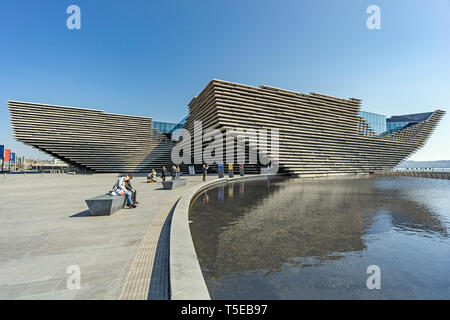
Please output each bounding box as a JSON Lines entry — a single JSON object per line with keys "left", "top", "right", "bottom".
{"left": 183, "top": 80, "right": 445, "bottom": 176}
{"left": 7, "top": 80, "right": 446, "bottom": 175}
{"left": 8, "top": 100, "right": 175, "bottom": 173}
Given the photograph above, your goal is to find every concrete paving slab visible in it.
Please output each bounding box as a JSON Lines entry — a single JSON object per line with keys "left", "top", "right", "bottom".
{"left": 0, "top": 173, "right": 205, "bottom": 299}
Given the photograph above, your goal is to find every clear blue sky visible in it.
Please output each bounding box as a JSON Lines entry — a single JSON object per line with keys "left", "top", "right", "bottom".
{"left": 1, "top": 0, "right": 449, "bottom": 160}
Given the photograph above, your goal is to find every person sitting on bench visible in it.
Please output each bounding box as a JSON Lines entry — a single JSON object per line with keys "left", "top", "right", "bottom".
{"left": 111, "top": 174, "right": 136, "bottom": 208}
{"left": 125, "top": 176, "right": 139, "bottom": 205}
{"left": 147, "top": 170, "right": 157, "bottom": 183}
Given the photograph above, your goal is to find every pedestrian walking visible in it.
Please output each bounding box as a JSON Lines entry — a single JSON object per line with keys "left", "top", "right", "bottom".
{"left": 202, "top": 164, "right": 209, "bottom": 181}
{"left": 161, "top": 166, "right": 167, "bottom": 181}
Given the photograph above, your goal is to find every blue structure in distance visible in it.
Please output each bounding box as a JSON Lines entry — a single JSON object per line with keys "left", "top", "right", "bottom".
{"left": 153, "top": 116, "right": 189, "bottom": 141}
{"left": 386, "top": 112, "right": 433, "bottom": 134}
{"left": 360, "top": 111, "right": 387, "bottom": 135}
{"left": 152, "top": 121, "right": 178, "bottom": 134}
{"left": 361, "top": 111, "right": 434, "bottom": 137}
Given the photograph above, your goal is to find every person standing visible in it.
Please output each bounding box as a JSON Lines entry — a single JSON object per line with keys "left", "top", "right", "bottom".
{"left": 171, "top": 165, "right": 177, "bottom": 180}
{"left": 161, "top": 166, "right": 167, "bottom": 181}
{"left": 176, "top": 165, "right": 181, "bottom": 180}
{"left": 202, "top": 164, "right": 209, "bottom": 181}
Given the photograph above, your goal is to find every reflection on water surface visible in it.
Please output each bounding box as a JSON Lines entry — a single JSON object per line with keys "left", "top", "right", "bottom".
{"left": 190, "top": 176, "right": 450, "bottom": 299}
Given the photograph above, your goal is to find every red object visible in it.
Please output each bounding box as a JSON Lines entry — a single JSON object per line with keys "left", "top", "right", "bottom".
{"left": 4, "top": 149, "right": 10, "bottom": 162}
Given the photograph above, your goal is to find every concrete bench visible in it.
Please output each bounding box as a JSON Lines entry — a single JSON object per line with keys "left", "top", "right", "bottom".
{"left": 85, "top": 194, "right": 126, "bottom": 216}
{"left": 162, "top": 179, "right": 187, "bottom": 190}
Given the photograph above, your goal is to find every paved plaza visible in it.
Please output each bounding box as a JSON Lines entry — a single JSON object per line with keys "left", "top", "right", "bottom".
{"left": 0, "top": 173, "right": 205, "bottom": 299}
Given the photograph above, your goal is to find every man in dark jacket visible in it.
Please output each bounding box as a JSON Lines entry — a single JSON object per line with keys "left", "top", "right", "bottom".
{"left": 161, "top": 166, "right": 167, "bottom": 181}
{"left": 125, "top": 176, "right": 139, "bottom": 205}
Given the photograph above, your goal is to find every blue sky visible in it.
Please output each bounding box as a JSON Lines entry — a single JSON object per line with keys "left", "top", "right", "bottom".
{"left": 1, "top": 0, "right": 449, "bottom": 160}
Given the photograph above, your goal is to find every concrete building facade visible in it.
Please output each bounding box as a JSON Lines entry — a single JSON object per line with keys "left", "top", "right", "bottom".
{"left": 183, "top": 80, "right": 445, "bottom": 176}
{"left": 8, "top": 80, "right": 446, "bottom": 175}
{"left": 8, "top": 101, "right": 174, "bottom": 172}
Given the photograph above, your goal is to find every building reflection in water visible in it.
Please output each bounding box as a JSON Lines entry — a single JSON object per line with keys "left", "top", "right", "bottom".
{"left": 202, "top": 190, "right": 209, "bottom": 205}
{"left": 218, "top": 184, "right": 224, "bottom": 201}
{"left": 239, "top": 180, "right": 245, "bottom": 196}
{"left": 190, "top": 176, "right": 450, "bottom": 299}
{"left": 228, "top": 184, "right": 234, "bottom": 199}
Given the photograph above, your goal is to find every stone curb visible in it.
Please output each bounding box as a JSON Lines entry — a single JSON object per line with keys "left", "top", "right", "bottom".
{"left": 169, "top": 174, "right": 269, "bottom": 300}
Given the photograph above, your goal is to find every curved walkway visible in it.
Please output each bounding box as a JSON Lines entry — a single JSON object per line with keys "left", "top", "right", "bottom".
{"left": 169, "top": 174, "right": 269, "bottom": 300}
{"left": 0, "top": 173, "right": 204, "bottom": 300}
{"left": 0, "top": 173, "right": 267, "bottom": 300}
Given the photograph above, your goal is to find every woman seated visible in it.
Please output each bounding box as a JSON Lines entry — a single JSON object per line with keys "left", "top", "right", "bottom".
{"left": 147, "top": 169, "right": 157, "bottom": 183}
